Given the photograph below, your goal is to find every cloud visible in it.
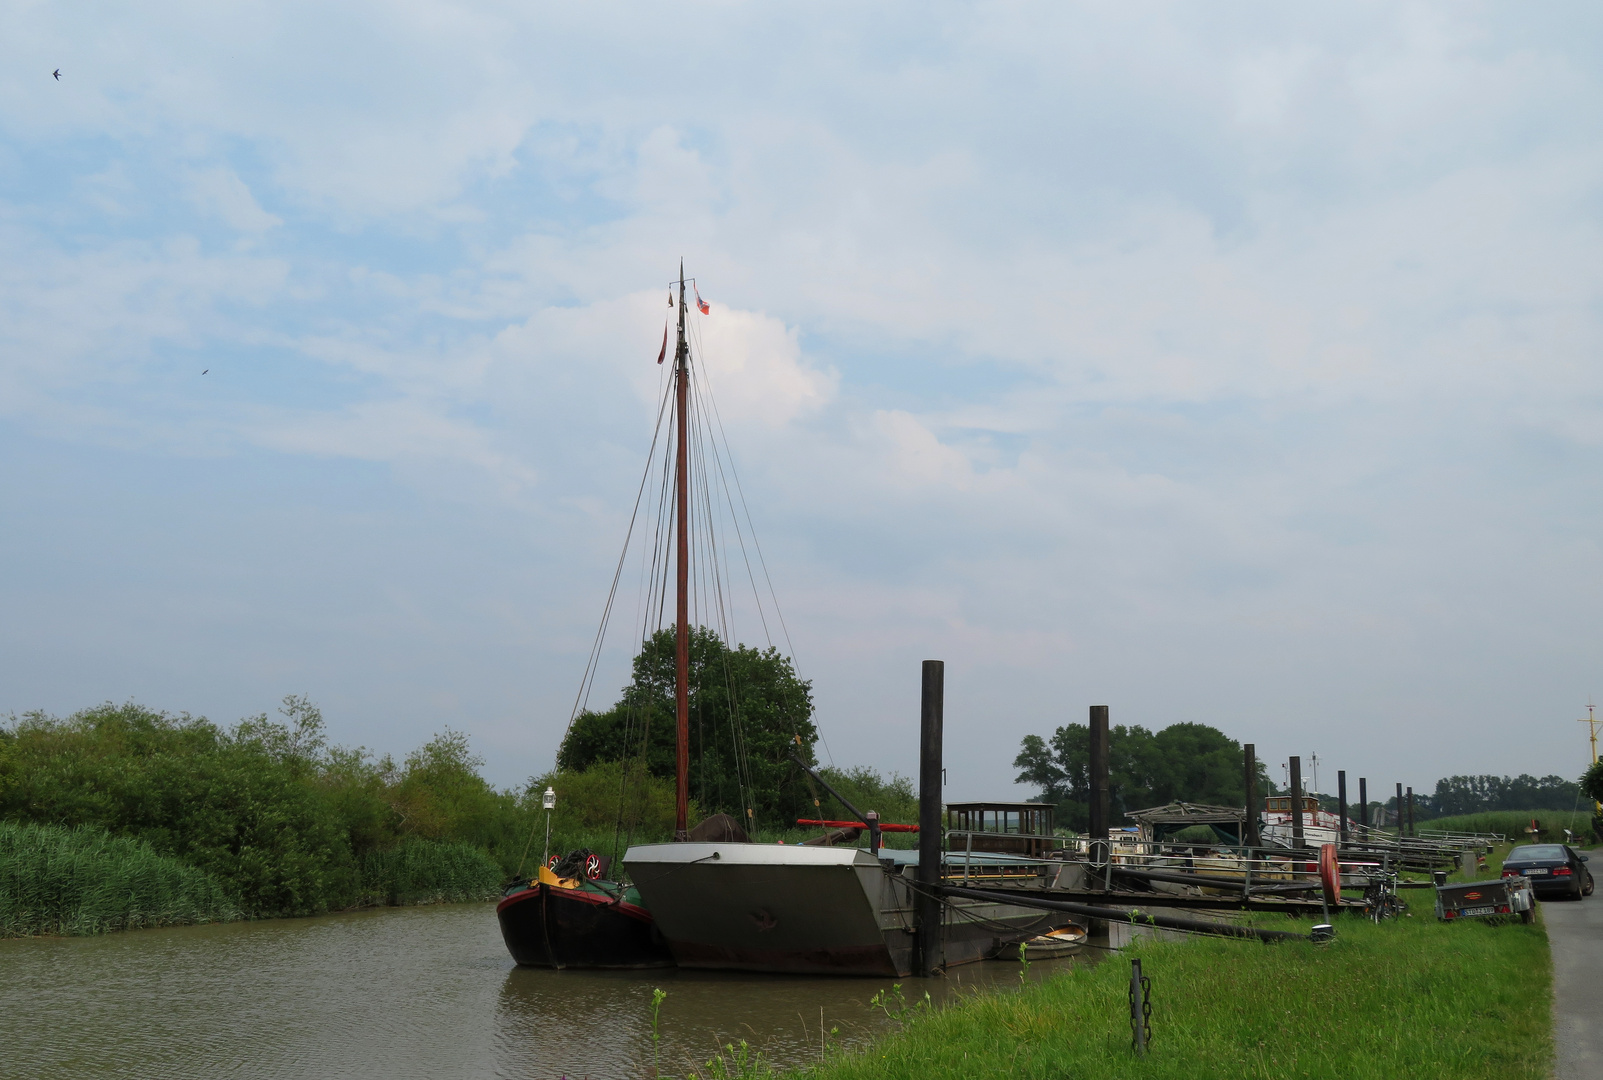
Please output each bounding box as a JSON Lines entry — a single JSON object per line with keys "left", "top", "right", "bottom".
{"left": 0, "top": 2, "right": 1600, "bottom": 795}
{"left": 185, "top": 167, "right": 281, "bottom": 233}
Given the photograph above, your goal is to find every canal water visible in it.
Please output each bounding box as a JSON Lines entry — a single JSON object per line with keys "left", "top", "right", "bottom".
{"left": 0, "top": 902, "right": 1103, "bottom": 1080}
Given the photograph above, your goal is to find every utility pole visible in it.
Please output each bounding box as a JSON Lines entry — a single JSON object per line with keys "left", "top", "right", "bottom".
{"left": 1580, "top": 700, "right": 1600, "bottom": 816}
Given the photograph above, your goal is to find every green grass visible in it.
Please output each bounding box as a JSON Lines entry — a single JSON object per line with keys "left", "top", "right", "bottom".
{"left": 1420, "top": 809, "right": 1596, "bottom": 845}
{"left": 692, "top": 912, "right": 1551, "bottom": 1080}
{"left": 0, "top": 821, "right": 241, "bottom": 937}
{"left": 357, "top": 838, "right": 503, "bottom": 905}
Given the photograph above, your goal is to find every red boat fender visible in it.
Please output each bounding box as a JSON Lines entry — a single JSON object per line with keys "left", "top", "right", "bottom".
{"left": 1319, "top": 843, "right": 1340, "bottom": 907}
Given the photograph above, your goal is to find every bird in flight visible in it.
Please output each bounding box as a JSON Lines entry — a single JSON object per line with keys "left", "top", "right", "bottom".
{"left": 201, "top": 369, "right": 208, "bottom": 375}
{"left": 53, "top": 69, "right": 61, "bottom": 80}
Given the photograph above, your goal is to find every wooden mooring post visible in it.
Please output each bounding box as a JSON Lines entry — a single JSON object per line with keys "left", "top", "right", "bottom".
{"left": 1395, "top": 783, "right": 1404, "bottom": 835}
{"left": 1089, "top": 705, "right": 1110, "bottom": 844}
{"left": 1407, "top": 787, "right": 1415, "bottom": 838}
{"left": 1359, "top": 777, "right": 1368, "bottom": 829}
{"left": 915, "top": 660, "right": 945, "bottom": 977}
{"left": 1289, "top": 756, "right": 1304, "bottom": 848}
{"left": 1338, "top": 770, "right": 1349, "bottom": 844}
{"left": 1244, "top": 743, "right": 1260, "bottom": 847}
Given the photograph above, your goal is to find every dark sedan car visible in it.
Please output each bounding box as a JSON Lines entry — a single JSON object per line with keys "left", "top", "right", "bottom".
{"left": 1501, "top": 844, "right": 1594, "bottom": 899}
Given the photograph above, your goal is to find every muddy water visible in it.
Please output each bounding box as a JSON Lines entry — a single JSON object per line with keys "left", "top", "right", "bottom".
{"left": 0, "top": 903, "right": 1103, "bottom": 1080}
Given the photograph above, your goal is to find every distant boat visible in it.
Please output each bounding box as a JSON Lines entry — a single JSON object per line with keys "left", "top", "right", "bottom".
{"left": 1259, "top": 794, "right": 1342, "bottom": 849}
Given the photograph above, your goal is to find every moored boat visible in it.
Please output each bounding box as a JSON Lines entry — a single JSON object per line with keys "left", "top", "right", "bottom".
{"left": 497, "top": 862, "right": 673, "bottom": 969}
{"left": 1260, "top": 794, "right": 1342, "bottom": 848}
{"left": 624, "top": 842, "right": 1057, "bottom": 976}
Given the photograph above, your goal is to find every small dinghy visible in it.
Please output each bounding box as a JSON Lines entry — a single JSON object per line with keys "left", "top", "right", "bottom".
{"left": 997, "top": 924, "right": 1087, "bottom": 960}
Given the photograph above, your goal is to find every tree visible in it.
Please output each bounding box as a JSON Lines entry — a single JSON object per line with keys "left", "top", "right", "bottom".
{"left": 1014, "top": 721, "right": 1271, "bottom": 832}
{"left": 556, "top": 626, "right": 818, "bottom": 828}
{"left": 1429, "top": 774, "right": 1582, "bottom": 816}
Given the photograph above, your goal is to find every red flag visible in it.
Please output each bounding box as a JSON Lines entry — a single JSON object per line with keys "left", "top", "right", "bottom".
{"left": 695, "top": 285, "right": 709, "bottom": 315}
{"left": 656, "top": 323, "right": 667, "bottom": 364}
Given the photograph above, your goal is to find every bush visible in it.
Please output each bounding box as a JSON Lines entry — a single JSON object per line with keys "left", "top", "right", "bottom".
{"left": 0, "top": 699, "right": 532, "bottom": 922}
{"left": 0, "top": 821, "right": 240, "bottom": 937}
{"left": 813, "top": 765, "right": 919, "bottom": 825}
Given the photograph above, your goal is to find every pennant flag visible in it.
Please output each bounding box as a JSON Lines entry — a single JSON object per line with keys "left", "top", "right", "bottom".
{"left": 656, "top": 323, "right": 667, "bottom": 364}
{"left": 694, "top": 285, "right": 709, "bottom": 315}
{"left": 668, "top": 290, "right": 673, "bottom": 307}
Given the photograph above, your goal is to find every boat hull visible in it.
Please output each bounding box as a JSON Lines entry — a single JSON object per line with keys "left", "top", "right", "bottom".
{"left": 624, "top": 842, "right": 1053, "bottom": 976}
{"left": 496, "top": 882, "right": 675, "bottom": 969}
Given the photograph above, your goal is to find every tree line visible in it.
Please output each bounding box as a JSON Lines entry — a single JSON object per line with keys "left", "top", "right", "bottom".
{"left": 1013, "top": 720, "right": 1273, "bottom": 830}
{"left": 1012, "top": 719, "right": 1593, "bottom": 828}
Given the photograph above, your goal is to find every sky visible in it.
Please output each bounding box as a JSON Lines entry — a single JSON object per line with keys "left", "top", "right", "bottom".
{"left": 2, "top": 3, "right": 1601, "bottom": 803}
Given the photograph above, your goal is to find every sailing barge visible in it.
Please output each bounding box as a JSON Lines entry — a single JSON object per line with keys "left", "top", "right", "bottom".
{"left": 499, "top": 266, "right": 1059, "bottom": 975}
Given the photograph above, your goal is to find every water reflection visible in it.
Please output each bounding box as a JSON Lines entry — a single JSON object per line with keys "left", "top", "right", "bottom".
{"left": 0, "top": 902, "right": 1102, "bottom": 1080}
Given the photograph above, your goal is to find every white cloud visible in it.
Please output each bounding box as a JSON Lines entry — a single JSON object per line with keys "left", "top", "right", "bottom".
{"left": 185, "top": 167, "right": 281, "bottom": 233}
{"left": 0, "top": 2, "right": 1601, "bottom": 793}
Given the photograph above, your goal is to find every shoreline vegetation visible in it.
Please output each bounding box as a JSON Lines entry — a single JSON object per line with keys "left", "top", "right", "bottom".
{"left": 0, "top": 696, "right": 909, "bottom": 937}
{"left": 0, "top": 699, "right": 546, "bottom": 937}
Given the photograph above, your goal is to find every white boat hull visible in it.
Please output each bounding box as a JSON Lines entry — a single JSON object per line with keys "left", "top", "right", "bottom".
{"left": 624, "top": 842, "right": 1053, "bottom": 976}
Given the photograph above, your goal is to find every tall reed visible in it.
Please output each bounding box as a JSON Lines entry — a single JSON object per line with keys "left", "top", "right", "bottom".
{"left": 0, "top": 821, "right": 241, "bottom": 937}
{"left": 358, "top": 838, "right": 503, "bottom": 905}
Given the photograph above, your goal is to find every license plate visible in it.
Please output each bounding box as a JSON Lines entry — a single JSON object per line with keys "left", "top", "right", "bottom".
{"left": 1525, "top": 868, "right": 1548, "bottom": 875}
{"left": 1459, "top": 905, "right": 1495, "bottom": 917}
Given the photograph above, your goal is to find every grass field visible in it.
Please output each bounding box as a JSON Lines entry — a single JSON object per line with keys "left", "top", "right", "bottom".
{"left": 1420, "top": 809, "right": 1596, "bottom": 845}
{"left": 688, "top": 908, "right": 1552, "bottom": 1080}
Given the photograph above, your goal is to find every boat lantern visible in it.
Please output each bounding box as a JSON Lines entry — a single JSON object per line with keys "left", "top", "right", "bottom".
{"left": 543, "top": 787, "right": 557, "bottom": 811}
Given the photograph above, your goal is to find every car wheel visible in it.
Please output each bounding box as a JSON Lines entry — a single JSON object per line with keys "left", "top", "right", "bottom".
{"left": 1585, "top": 873, "right": 1594, "bottom": 898}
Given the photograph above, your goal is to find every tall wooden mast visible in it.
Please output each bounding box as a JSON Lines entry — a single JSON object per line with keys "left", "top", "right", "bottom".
{"left": 673, "top": 262, "right": 691, "bottom": 841}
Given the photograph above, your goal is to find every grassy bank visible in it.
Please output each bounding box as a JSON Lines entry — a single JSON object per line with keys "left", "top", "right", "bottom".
{"left": 0, "top": 821, "right": 241, "bottom": 936}
{"left": 1421, "top": 809, "right": 1596, "bottom": 844}
{"left": 695, "top": 912, "right": 1550, "bottom": 1080}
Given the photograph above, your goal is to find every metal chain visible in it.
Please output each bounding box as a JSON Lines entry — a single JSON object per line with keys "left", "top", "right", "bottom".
{"left": 1130, "top": 973, "right": 1154, "bottom": 1050}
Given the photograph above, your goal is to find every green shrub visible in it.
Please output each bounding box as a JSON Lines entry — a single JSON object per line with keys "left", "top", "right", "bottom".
{"left": 0, "top": 821, "right": 240, "bottom": 937}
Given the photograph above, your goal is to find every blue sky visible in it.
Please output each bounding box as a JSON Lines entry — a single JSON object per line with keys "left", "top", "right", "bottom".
{"left": 3, "top": 3, "right": 1601, "bottom": 801}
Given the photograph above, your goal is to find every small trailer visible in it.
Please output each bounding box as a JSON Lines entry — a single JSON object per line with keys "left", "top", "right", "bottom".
{"left": 1436, "top": 876, "right": 1535, "bottom": 924}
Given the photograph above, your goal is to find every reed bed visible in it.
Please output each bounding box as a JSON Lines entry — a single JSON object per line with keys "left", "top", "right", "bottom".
{"left": 358, "top": 838, "right": 503, "bottom": 905}
{"left": 747, "top": 911, "right": 1551, "bottom": 1080}
{"left": 0, "top": 821, "right": 241, "bottom": 937}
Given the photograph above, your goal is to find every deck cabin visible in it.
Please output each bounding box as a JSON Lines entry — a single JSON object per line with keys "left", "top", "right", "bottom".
{"left": 946, "top": 801, "right": 1058, "bottom": 857}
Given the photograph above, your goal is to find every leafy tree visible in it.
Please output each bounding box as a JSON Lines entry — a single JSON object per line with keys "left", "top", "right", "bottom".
{"left": 1584, "top": 761, "right": 1603, "bottom": 806}
{"left": 1014, "top": 721, "right": 1271, "bottom": 832}
{"left": 556, "top": 626, "right": 818, "bottom": 827}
